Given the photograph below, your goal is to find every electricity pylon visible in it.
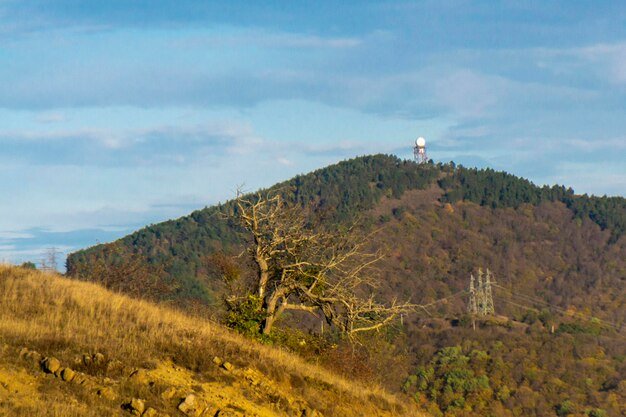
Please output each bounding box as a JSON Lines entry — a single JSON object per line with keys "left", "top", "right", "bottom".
{"left": 467, "top": 274, "right": 478, "bottom": 315}
{"left": 468, "top": 267, "right": 495, "bottom": 321}
{"left": 483, "top": 268, "right": 495, "bottom": 315}
{"left": 477, "top": 268, "right": 485, "bottom": 314}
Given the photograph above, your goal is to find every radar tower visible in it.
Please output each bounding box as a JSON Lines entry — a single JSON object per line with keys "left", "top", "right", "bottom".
{"left": 413, "top": 137, "right": 428, "bottom": 164}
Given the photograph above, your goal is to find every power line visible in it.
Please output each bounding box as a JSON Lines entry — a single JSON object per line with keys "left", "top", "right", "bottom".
{"left": 408, "top": 273, "right": 624, "bottom": 335}
{"left": 493, "top": 283, "right": 622, "bottom": 331}
{"left": 500, "top": 298, "right": 541, "bottom": 313}
{"left": 421, "top": 289, "right": 468, "bottom": 308}
{"left": 411, "top": 289, "right": 468, "bottom": 317}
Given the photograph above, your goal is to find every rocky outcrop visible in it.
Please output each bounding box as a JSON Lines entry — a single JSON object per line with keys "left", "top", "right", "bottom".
{"left": 41, "top": 357, "right": 61, "bottom": 374}
{"left": 13, "top": 347, "right": 326, "bottom": 417}
{"left": 60, "top": 367, "right": 76, "bottom": 382}
{"left": 178, "top": 394, "right": 200, "bottom": 416}
{"left": 19, "top": 347, "right": 42, "bottom": 365}
{"left": 301, "top": 407, "right": 322, "bottom": 417}
{"left": 125, "top": 398, "right": 145, "bottom": 416}
{"left": 160, "top": 386, "right": 177, "bottom": 400}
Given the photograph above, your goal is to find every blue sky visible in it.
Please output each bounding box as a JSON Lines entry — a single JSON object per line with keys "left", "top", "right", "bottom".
{"left": 1, "top": 1, "right": 625, "bottom": 267}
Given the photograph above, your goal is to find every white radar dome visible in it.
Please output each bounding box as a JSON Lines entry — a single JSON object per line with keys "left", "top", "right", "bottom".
{"left": 416, "top": 137, "right": 426, "bottom": 147}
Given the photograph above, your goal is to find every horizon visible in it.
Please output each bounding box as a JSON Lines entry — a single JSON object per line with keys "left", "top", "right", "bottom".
{"left": 1, "top": 1, "right": 625, "bottom": 266}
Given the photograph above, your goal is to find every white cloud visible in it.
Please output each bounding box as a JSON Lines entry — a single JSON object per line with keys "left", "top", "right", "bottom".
{"left": 433, "top": 70, "right": 504, "bottom": 119}
{"left": 574, "top": 43, "right": 626, "bottom": 85}
{"left": 173, "top": 30, "right": 362, "bottom": 50}
{"left": 36, "top": 111, "right": 67, "bottom": 123}
{"left": 568, "top": 136, "right": 626, "bottom": 150}
{"left": 523, "top": 42, "right": 626, "bottom": 87}
{"left": 0, "top": 121, "right": 265, "bottom": 165}
{"left": 0, "top": 231, "right": 34, "bottom": 239}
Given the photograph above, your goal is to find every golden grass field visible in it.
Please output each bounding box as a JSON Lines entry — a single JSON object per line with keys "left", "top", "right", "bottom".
{"left": 0, "top": 265, "right": 423, "bottom": 417}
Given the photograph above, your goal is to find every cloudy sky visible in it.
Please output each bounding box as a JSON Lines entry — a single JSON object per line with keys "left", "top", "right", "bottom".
{"left": 1, "top": 1, "right": 625, "bottom": 267}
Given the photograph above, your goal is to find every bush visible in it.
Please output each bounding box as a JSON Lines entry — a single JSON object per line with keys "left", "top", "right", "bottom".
{"left": 556, "top": 400, "right": 576, "bottom": 416}
{"left": 225, "top": 295, "right": 266, "bottom": 338}
{"left": 20, "top": 262, "right": 37, "bottom": 270}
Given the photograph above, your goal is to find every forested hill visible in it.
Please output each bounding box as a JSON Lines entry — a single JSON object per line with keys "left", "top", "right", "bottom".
{"left": 66, "top": 155, "right": 441, "bottom": 302}
{"left": 66, "top": 154, "right": 626, "bottom": 307}
{"left": 65, "top": 154, "right": 626, "bottom": 417}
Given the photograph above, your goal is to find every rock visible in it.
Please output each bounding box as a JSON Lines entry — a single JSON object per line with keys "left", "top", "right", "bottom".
{"left": 178, "top": 394, "right": 199, "bottom": 416}
{"left": 142, "top": 407, "right": 158, "bottom": 417}
{"left": 97, "top": 387, "right": 116, "bottom": 400}
{"left": 54, "top": 367, "right": 64, "bottom": 378}
{"left": 221, "top": 362, "right": 234, "bottom": 372}
{"left": 243, "top": 368, "right": 263, "bottom": 386}
{"left": 26, "top": 350, "right": 42, "bottom": 365}
{"left": 93, "top": 352, "right": 106, "bottom": 365}
{"left": 19, "top": 347, "right": 29, "bottom": 359}
{"left": 82, "top": 353, "right": 93, "bottom": 366}
{"left": 41, "top": 357, "right": 61, "bottom": 374}
{"left": 72, "top": 372, "right": 88, "bottom": 385}
{"left": 126, "top": 398, "right": 145, "bottom": 416}
{"left": 301, "top": 408, "right": 320, "bottom": 417}
{"left": 61, "top": 367, "right": 76, "bottom": 382}
{"left": 160, "top": 386, "right": 177, "bottom": 400}
{"left": 21, "top": 349, "right": 43, "bottom": 366}
{"left": 212, "top": 356, "right": 223, "bottom": 366}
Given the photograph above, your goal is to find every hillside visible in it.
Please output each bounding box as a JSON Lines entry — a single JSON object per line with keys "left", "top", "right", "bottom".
{"left": 0, "top": 265, "right": 418, "bottom": 417}
{"left": 64, "top": 155, "right": 626, "bottom": 416}
{"left": 66, "top": 155, "right": 442, "bottom": 306}
{"left": 66, "top": 155, "right": 626, "bottom": 324}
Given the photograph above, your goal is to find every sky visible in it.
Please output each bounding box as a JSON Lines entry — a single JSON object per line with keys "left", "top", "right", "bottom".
{"left": 1, "top": 1, "right": 625, "bottom": 268}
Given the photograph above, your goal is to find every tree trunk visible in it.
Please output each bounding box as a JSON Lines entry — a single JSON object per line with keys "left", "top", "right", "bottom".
{"left": 262, "top": 315, "right": 275, "bottom": 335}
{"left": 261, "top": 289, "right": 286, "bottom": 335}
{"left": 255, "top": 247, "right": 269, "bottom": 299}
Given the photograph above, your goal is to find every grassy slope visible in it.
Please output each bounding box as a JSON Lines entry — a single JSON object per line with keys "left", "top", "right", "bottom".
{"left": 0, "top": 266, "right": 421, "bottom": 417}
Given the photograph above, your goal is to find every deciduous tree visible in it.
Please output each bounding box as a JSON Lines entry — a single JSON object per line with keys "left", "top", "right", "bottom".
{"left": 232, "top": 191, "right": 414, "bottom": 338}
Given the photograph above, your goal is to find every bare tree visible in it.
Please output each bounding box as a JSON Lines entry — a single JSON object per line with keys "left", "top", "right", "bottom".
{"left": 232, "top": 190, "right": 414, "bottom": 339}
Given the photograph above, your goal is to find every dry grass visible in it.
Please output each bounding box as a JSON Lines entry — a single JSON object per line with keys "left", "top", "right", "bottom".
{"left": 0, "top": 265, "right": 422, "bottom": 417}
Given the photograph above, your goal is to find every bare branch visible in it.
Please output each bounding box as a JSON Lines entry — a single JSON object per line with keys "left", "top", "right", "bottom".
{"left": 232, "top": 190, "right": 418, "bottom": 337}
